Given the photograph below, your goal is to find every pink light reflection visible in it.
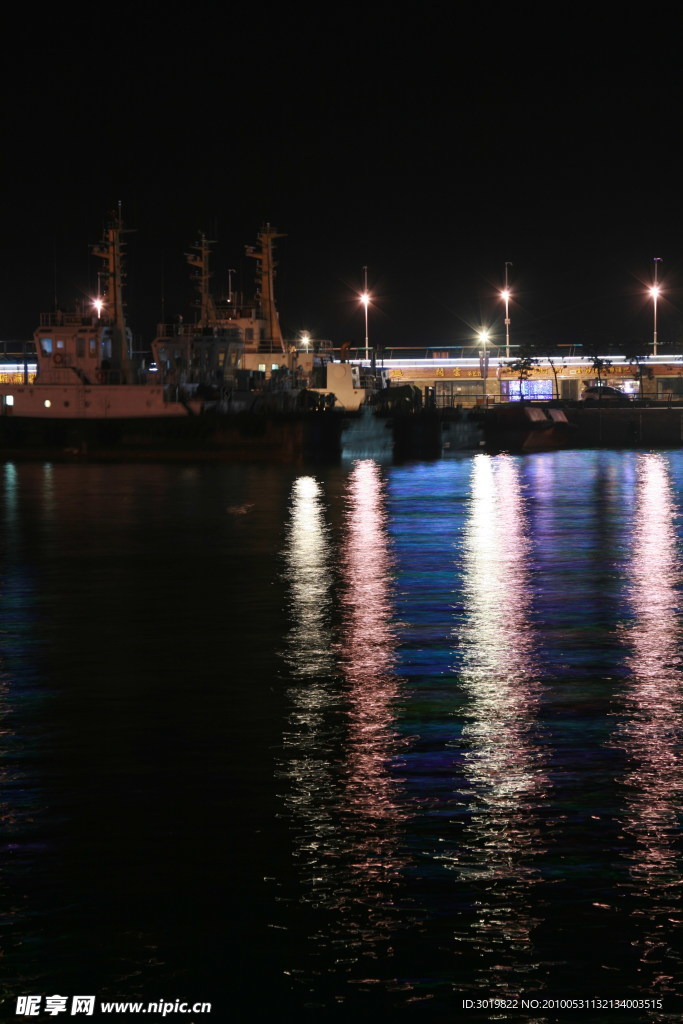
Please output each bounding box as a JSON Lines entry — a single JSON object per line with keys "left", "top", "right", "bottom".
{"left": 617, "top": 454, "right": 683, "bottom": 919}
{"left": 341, "top": 460, "right": 405, "bottom": 830}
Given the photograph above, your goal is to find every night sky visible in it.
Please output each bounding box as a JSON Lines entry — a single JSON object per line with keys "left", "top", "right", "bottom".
{"left": 2, "top": 11, "right": 682, "bottom": 354}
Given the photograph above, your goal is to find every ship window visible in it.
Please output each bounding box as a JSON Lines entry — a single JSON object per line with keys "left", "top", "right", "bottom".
{"left": 245, "top": 328, "right": 254, "bottom": 342}
{"left": 56, "top": 340, "right": 65, "bottom": 350}
{"left": 258, "top": 363, "right": 266, "bottom": 372}
{"left": 76, "top": 337, "right": 85, "bottom": 358}
{"left": 89, "top": 338, "right": 96, "bottom": 356}
{"left": 40, "top": 338, "right": 53, "bottom": 355}
{"left": 271, "top": 363, "right": 279, "bottom": 371}
{"left": 4, "top": 395, "right": 13, "bottom": 406}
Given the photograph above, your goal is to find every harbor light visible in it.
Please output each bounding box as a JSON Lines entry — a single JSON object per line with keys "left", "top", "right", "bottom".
{"left": 501, "top": 261, "right": 512, "bottom": 358}
{"left": 478, "top": 328, "right": 490, "bottom": 381}
{"left": 360, "top": 265, "right": 370, "bottom": 361}
{"left": 651, "top": 257, "right": 662, "bottom": 356}
{"left": 300, "top": 331, "right": 311, "bottom": 352}
{"left": 93, "top": 297, "right": 104, "bottom": 319}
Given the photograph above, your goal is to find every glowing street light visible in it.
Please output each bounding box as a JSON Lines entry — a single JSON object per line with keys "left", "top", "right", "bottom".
{"left": 360, "top": 265, "right": 370, "bottom": 360}
{"left": 501, "top": 261, "right": 512, "bottom": 358}
{"left": 478, "top": 327, "right": 490, "bottom": 382}
{"left": 651, "top": 257, "right": 662, "bottom": 356}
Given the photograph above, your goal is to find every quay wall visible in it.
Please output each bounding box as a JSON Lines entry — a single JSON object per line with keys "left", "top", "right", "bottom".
{"left": 568, "top": 406, "right": 683, "bottom": 447}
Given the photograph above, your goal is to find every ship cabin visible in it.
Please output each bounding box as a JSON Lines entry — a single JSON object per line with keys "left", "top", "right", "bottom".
{"left": 151, "top": 320, "right": 243, "bottom": 394}
{"left": 34, "top": 308, "right": 134, "bottom": 385}
{"left": 150, "top": 295, "right": 294, "bottom": 393}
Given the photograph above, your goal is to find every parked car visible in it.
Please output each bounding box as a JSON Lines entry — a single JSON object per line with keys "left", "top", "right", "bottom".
{"left": 580, "top": 384, "right": 630, "bottom": 403}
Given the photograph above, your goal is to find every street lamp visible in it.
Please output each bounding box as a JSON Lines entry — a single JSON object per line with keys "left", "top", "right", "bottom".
{"left": 501, "top": 261, "right": 512, "bottom": 358}
{"left": 651, "top": 257, "right": 662, "bottom": 356}
{"left": 360, "top": 265, "right": 370, "bottom": 361}
{"left": 478, "top": 328, "right": 490, "bottom": 384}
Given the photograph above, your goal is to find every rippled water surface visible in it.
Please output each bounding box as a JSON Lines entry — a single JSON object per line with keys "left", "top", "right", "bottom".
{"left": 2, "top": 452, "right": 683, "bottom": 1022}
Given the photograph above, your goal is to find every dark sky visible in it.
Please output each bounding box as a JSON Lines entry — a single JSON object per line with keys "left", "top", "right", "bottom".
{"left": 2, "top": 11, "right": 682, "bottom": 354}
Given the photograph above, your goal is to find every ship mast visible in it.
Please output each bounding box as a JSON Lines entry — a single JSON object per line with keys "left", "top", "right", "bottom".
{"left": 246, "top": 223, "right": 286, "bottom": 353}
{"left": 91, "top": 205, "right": 133, "bottom": 382}
{"left": 186, "top": 234, "right": 218, "bottom": 328}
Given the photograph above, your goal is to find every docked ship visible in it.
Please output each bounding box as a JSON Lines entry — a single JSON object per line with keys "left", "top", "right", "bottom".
{"left": 0, "top": 212, "right": 344, "bottom": 460}
{"left": 1, "top": 209, "right": 197, "bottom": 426}
{"left": 149, "top": 226, "right": 381, "bottom": 415}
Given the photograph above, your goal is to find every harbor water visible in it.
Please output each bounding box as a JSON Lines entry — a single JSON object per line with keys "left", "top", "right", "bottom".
{"left": 1, "top": 451, "right": 683, "bottom": 1023}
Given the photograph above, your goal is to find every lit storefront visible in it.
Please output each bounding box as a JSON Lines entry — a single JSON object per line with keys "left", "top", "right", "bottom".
{"left": 360, "top": 355, "right": 683, "bottom": 407}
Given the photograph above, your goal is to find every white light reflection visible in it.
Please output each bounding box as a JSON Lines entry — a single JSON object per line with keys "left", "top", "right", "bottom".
{"left": 283, "top": 475, "right": 335, "bottom": 679}
{"left": 278, "top": 463, "right": 408, "bottom": 999}
{"left": 616, "top": 454, "right": 683, "bottom": 992}
{"left": 279, "top": 474, "right": 339, "bottom": 902}
{"left": 453, "top": 454, "right": 548, "bottom": 991}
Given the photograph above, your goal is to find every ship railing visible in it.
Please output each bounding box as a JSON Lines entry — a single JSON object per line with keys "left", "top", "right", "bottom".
{"left": 257, "top": 340, "right": 288, "bottom": 354}
{"left": 38, "top": 310, "right": 97, "bottom": 327}
{"left": 155, "top": 323, "right": 200, "bottom": 339}
{"left": 1, "top": 340, "right": 37, "bottom": 359}
{"left": 433, "top": 392, "right": 506, "bottom": 410}
{"left": 155, "top": 320, "right": 253, "bottom": 340}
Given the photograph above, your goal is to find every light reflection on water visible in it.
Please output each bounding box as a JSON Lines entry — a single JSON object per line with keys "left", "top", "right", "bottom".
{"left": 453, "top": 455, "right": 549, "bottom": 990}
{"left": 283, "top": 475, "right": 336, "bottom": 680}
{"left": 279, "top": 461, "right": 409, "bottom": 1006}
{"left": 6, "top": 452, "right": 683, "bottom": 1021}
{"left": 278, "top": 450, "right": 683, "bottom": 1019}
{"left": 614, "top": 453, "right": 683, "bottom": 997}
{"left": 279, "top": 474, "right": 341, "bottom": 907}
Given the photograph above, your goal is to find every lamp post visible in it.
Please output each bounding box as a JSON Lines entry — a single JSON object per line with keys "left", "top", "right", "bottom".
{"left": 501, "top": 261, "right": 512, "bottom": 359}
{"left": 651, "top": 257, "right": 662, "bottom": 356}
{"left": 360, "top": 266, "right": 370, "bottom": 361}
